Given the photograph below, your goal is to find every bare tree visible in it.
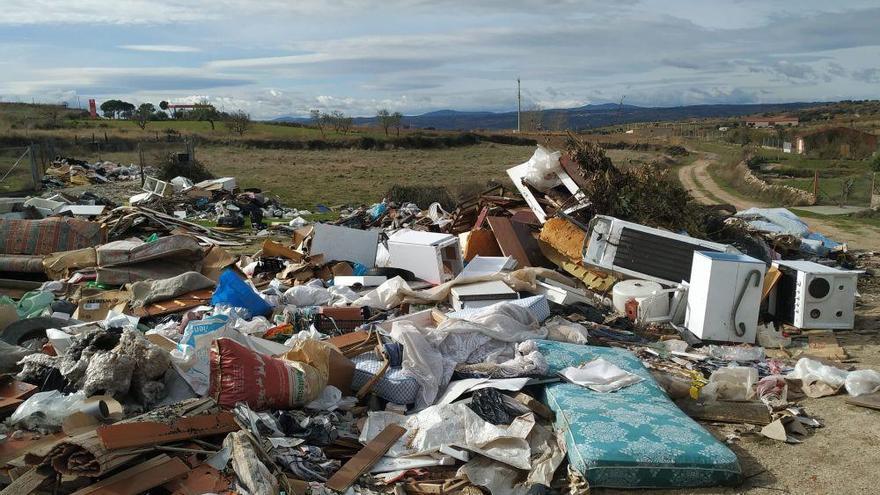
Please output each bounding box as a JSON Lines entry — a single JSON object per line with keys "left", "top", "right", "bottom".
{"left": 391, "top": 111, "right": 403, "bottom": 136}
{"left": 339, "top": 114, "right": 354, "bottom": 135}
{"left": 548, "top": 111, "right": 568, "bottom": 132}
{"left": 310, "top": 109, "right": 325, "bottom": 137}
{"left": 377, "top": 108, "right": 392, "bottom": 136}
{"left": 521, "top": 104, "right": 544, "bottom": 132}
{"left": 224, "top": 110, "right": 252, "bottom": 136}
{"left": 330, "top": 111, "right": 346, "bottom": 133}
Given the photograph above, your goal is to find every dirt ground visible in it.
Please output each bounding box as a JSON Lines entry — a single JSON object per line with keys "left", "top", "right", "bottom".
{"left": 669, "top": 153, "right": 880, "bottom": 495}
{"left": 677, "top": 153, "right": 880, "bottom": 250}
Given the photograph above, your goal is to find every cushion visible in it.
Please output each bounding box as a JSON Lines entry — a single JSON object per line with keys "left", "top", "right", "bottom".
{"left": 351, "top": 352, "right": 420, "bottom": 405}
{"left": 534, "top": 340, "right": 742, "bottom": 489}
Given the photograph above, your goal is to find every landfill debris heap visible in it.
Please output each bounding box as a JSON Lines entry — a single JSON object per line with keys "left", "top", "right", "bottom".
{"left": 0, "top": 139, "right": 876, "bottom": 494}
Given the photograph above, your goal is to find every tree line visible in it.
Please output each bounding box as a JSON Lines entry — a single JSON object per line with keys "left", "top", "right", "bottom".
{"left": 310, "top": 108, "right": 404, "bottom": 136}
{"left": 98, "top": 99, "right": 251, "bottom": 135}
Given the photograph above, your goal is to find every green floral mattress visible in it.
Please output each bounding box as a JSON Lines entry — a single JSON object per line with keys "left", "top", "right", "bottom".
{"left": 534, "top": 340, "right": 742, "bottom": 489}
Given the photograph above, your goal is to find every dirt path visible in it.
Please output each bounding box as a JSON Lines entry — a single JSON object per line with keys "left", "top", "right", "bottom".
{"left": 678, "top": 153, "right": 879, "bottom": 249}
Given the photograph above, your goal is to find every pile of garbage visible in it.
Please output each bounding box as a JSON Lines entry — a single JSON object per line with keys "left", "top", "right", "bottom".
{"left": 42, "top": 156, "right": 147, "bottom": 188}
{"left": 129, "top": 175, "right": 307, "bottom": 231}
{"left": 0, "top": 141, "right": 877, "bottom": 494}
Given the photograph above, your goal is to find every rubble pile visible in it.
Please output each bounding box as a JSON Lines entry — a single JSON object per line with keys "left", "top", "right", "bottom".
{"left": 0, "top": 142, "right": 877, "bottom": 494}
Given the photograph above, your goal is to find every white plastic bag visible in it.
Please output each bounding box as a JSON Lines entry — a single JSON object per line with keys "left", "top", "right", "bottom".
{"left": 788, "top": 358, "right": 849, "bottom": 389}
{"left": 10, "top": 390, "right": 86, "bottom": 429}
{"left": 845, "top": 369, "right": 880, "bottom": 397}
{"left": 523, "top": 145, "right": 563, "bottom": 192}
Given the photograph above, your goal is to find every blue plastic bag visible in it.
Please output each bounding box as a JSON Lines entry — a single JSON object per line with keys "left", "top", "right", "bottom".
{"left": 211, "top": 268, "right": 272, "bottom": 317}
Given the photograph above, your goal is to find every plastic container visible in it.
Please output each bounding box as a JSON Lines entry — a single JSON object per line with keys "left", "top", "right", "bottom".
{"left": 709, "top": 366, "right": 758, "bottom": 401}
{"left": 612, "top": 280, "right": 669, "bottom": 319}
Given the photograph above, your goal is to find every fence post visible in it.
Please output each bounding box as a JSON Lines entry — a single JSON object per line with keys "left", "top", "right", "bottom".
{"left": 813, "top": 170, "right": 819, "bottom": 203}
{"left": 28, "top": 144, "right": 41, "bottom": 192}
{"left": 138, "top": 142, "right": 145, "bottom": 187}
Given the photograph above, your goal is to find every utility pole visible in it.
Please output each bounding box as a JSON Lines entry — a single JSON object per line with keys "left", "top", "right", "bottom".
{"left": 516, "top": 78, "right": 521, "bottom": 133}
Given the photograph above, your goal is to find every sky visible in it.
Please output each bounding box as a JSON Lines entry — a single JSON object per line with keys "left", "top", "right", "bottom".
{"left": 1, "top": 0, "right": 878, "bottom": 119}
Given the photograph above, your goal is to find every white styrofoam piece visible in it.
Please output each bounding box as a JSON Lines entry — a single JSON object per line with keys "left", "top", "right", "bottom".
{"left": 310, "top": 223, "right": 379, "bottom": 267}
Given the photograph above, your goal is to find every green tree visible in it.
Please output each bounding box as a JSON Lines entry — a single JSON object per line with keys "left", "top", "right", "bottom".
{"left": 134, "top": 102, "right": 155, "bottom": 129}
{"left": 99, "top": 99, "right": 135, "bottom": 119}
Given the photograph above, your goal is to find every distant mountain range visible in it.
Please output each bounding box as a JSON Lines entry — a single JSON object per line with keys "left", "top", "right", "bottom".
{"left": 273, "top": 102, "right": 824, "bottom": 131}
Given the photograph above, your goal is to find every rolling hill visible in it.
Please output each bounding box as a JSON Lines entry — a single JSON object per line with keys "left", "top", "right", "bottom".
{"left": 275, "top": 102, "right": 826, "bottom": 131}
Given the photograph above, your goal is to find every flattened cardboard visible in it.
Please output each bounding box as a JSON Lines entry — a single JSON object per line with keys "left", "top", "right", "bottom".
{"left": 73, "top": 289, "right": 130, "bottom": 322}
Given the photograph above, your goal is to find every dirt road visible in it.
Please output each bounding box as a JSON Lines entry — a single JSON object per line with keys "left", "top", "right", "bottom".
{"left": 678, "top": 154, "right": 879, "bottom": 249}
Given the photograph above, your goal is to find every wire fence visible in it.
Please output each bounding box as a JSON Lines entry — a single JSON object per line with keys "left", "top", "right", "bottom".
{"left": 0, "top": 146, "right": 36, "bottom": 194}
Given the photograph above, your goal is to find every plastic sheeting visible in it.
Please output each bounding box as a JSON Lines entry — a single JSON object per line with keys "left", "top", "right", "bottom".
{"left": 735, "top": 207, "right": 843, "bottom": 255}
{"left": 360, "top": 403, "right": 536, "bottom": 470}
{"left": 391, "top": 303, "right": 548, "bottom": 409}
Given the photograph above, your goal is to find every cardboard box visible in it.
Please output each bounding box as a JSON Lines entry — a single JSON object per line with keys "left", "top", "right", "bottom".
{"left": 73, "top": 289, "right": 130, "bottom": 321}
{"left": 328, "top": 348, "right": 355, "bottom": 394}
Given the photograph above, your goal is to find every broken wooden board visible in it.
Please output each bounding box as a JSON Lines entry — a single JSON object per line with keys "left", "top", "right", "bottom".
{"left": 97, "top": 412, "right": 238, "bottom": 450}
{"left": 846, "top": 392, "right": 880, "bottom": 411}
{"left": 70, "top": 454, "right": 189, "bottom": 495}
{"left": 675, "top": 399, "right": 772, "bottom": 426}
{"left": 0, "top": 378, "right": 37, "bottom": 415}
{"left": 0, "top": 467, "right": 50, "bottom": 495}
{"left": 325, "top": 424, "right": 407, "bottom": 492}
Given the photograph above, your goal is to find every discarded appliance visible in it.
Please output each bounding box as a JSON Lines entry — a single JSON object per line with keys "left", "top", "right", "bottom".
{"left": 449, "top": 280, "right": 518, "bottom": 311}
{"left": 386, "top": 229, "right": 463, "bottom": 284}
{"left": 583, "top": 215, "right": 734, "bottom": 286}
{"left": 612, "top": 279, "right": 669, "bottom": 320}
{"left": 506, "top": 147, "right": 590, "bottom": 223}
{"left": 685, "top": 252, "right": 766, "bottom": 343}
{"left": 769, "top": 260, "right": 860, "bottom": 329}
{"left": 311, "top": 223, "right": 380, "bottom": 267}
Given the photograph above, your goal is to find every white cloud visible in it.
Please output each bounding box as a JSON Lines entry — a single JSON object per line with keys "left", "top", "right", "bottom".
{"left": 119, "top": 45, "right": 201, "bottom": 53}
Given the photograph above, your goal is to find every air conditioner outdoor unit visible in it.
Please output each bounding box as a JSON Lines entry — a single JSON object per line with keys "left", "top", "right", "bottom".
{"left": 770, "top": 260, "right": 861, "bottom": 329}
{"left": 582, "top": 215, "right": 736, "bottom": 286}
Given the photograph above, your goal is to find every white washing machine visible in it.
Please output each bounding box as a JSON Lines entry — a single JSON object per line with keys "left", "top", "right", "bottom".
{"left": 685, "top": 251, "right": 766, "bottom": 343}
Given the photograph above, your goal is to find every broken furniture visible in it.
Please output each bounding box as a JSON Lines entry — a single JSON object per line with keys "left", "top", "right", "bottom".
{"left": 386, "top": 229, "right": 463, "bottom": 284}
{"left": 506, "top": 147, "right": 590, "bottom": 224}
{"left": 0, "top": 217, "right": 106, "bottom": 275}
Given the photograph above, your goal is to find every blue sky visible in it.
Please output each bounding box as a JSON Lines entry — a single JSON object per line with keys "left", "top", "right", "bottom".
{"left": 1, "top": 0, "right": 878, "bottom": 119}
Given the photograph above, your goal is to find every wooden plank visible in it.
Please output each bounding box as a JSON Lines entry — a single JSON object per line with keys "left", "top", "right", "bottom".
{"left": 71, "top": 454, "right": 189, "bottom": 495}
{"left": 846, "top": 392, "right": 880, "bottom": 411}
{"left": 325, "top": 424, "right": 406, "bottom": 492}
{"left": 487, "top": 216, "right": 531, "bottom": 267}
{"left": 97, "top": 412, "right": 238, "bottom": 450}
{"left": 675, "top": 399, "right": 772, "bottom": 425}
{"left": 0, "top": 467, "right": 49, "bottom": 495}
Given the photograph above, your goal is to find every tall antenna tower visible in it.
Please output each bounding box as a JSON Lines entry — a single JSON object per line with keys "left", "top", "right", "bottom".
{"left": 517, "top": 78, "right": 521, "bottom": 133}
